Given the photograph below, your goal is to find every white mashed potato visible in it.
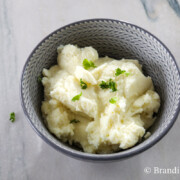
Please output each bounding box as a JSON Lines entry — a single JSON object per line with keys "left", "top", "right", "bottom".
{"left": 41, "top": 44, "right": 160, "bottom": 154}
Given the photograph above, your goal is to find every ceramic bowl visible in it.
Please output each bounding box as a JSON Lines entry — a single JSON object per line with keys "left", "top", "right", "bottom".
{"left": 20, "top": 19, "right": 180, "bottom": 161}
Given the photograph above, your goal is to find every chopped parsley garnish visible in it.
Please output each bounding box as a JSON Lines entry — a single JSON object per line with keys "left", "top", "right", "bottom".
{"left": 99, "top": 79, "right": 117, "bottom": 92}
{"left": 72, "top": 92, "right": 82, "bottom": 102}
{"left": 70, "top": 119, "right": 80, "bottom": 124}
{"left": 83, "top": 59, "right": 96, "bottom": 70}
{"left": 99, "top": 81, "right": 109, "bottom": 89}
{"left": 80, "top": 79, "right": 87, "bottom": 89}
{"left": 109, "top": 97, "right": 118, "bottom": 104}
{"left": 37, "top": 75, "right": 42, "bottom": 83}
{"left": 9, "top": 112, "right": 15, "bottom": 122}
{"left": 125, "top": 72, "right": 130, "bottom": 76}
{"left": 115, "top": 68, "right": 126, "bottom": 76}
{"left": 115, "top": 68, "right": 130, "bottom": 77}
{"left": 108, "top": 79, "right": 117, "bottom": 92}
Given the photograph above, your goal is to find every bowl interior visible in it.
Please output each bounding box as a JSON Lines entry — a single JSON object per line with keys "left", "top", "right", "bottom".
{"left": 21, "top": 19, "right": 180, "bottom": 160}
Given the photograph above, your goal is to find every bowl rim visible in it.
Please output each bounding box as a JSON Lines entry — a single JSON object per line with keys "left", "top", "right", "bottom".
{"left": 20, "top": 18, "right": 180, "bottom": 161}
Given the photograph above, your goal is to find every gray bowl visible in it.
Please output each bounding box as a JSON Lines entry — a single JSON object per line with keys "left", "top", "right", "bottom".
{"left": 20, "top": 19, "right": 180, "bottom": 161}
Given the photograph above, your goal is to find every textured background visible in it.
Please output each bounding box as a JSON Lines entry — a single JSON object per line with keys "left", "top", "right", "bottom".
{"left": 0, "top": 0, "right": 180, "bottom": 180}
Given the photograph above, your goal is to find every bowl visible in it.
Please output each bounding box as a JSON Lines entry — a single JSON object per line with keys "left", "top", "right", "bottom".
{"left": 20, "top": 19, "right": 180, "bottom": 161}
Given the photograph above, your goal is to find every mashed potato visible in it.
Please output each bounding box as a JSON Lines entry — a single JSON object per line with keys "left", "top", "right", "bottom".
{"left": 41, "top": 44, "right": 160, "bottom": 153}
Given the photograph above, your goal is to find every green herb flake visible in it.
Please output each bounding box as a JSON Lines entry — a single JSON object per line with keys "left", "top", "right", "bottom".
{"left": 9, "top": 112, "right": 15, "bottom": 123}
{"left": 72, "top": 92, "right": 82, "bottom": 102}
{"left": 99, "top": 79, "right": 117, "bottom": 92}
{"left": 108, "top": 79, "right": 117, "bottom": 92}
{"left": 80, "top": 79, "right": 87, "bottom": 89}
{"left": 83, "top": 59, "right": 96, "bottom": 70}
{"left": 109, "top": 97, "right": 118, "bottom": 104}
{"left": 125, "top": 72, "right": 130, "bottom": 76}
{"left": 115, "top": 68, "right": 126, "bottom": 76}
{"left": 99, "top": 81, "right": 109, "bottom": 89}
{"left": 37, "top": 75, "right": 42, "bottom": 83}
{"left": 70, "top": 119, "right": 80, "bottom": 124}
{"left": 115, "top": 68, "right": 130, "bottom": 77}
